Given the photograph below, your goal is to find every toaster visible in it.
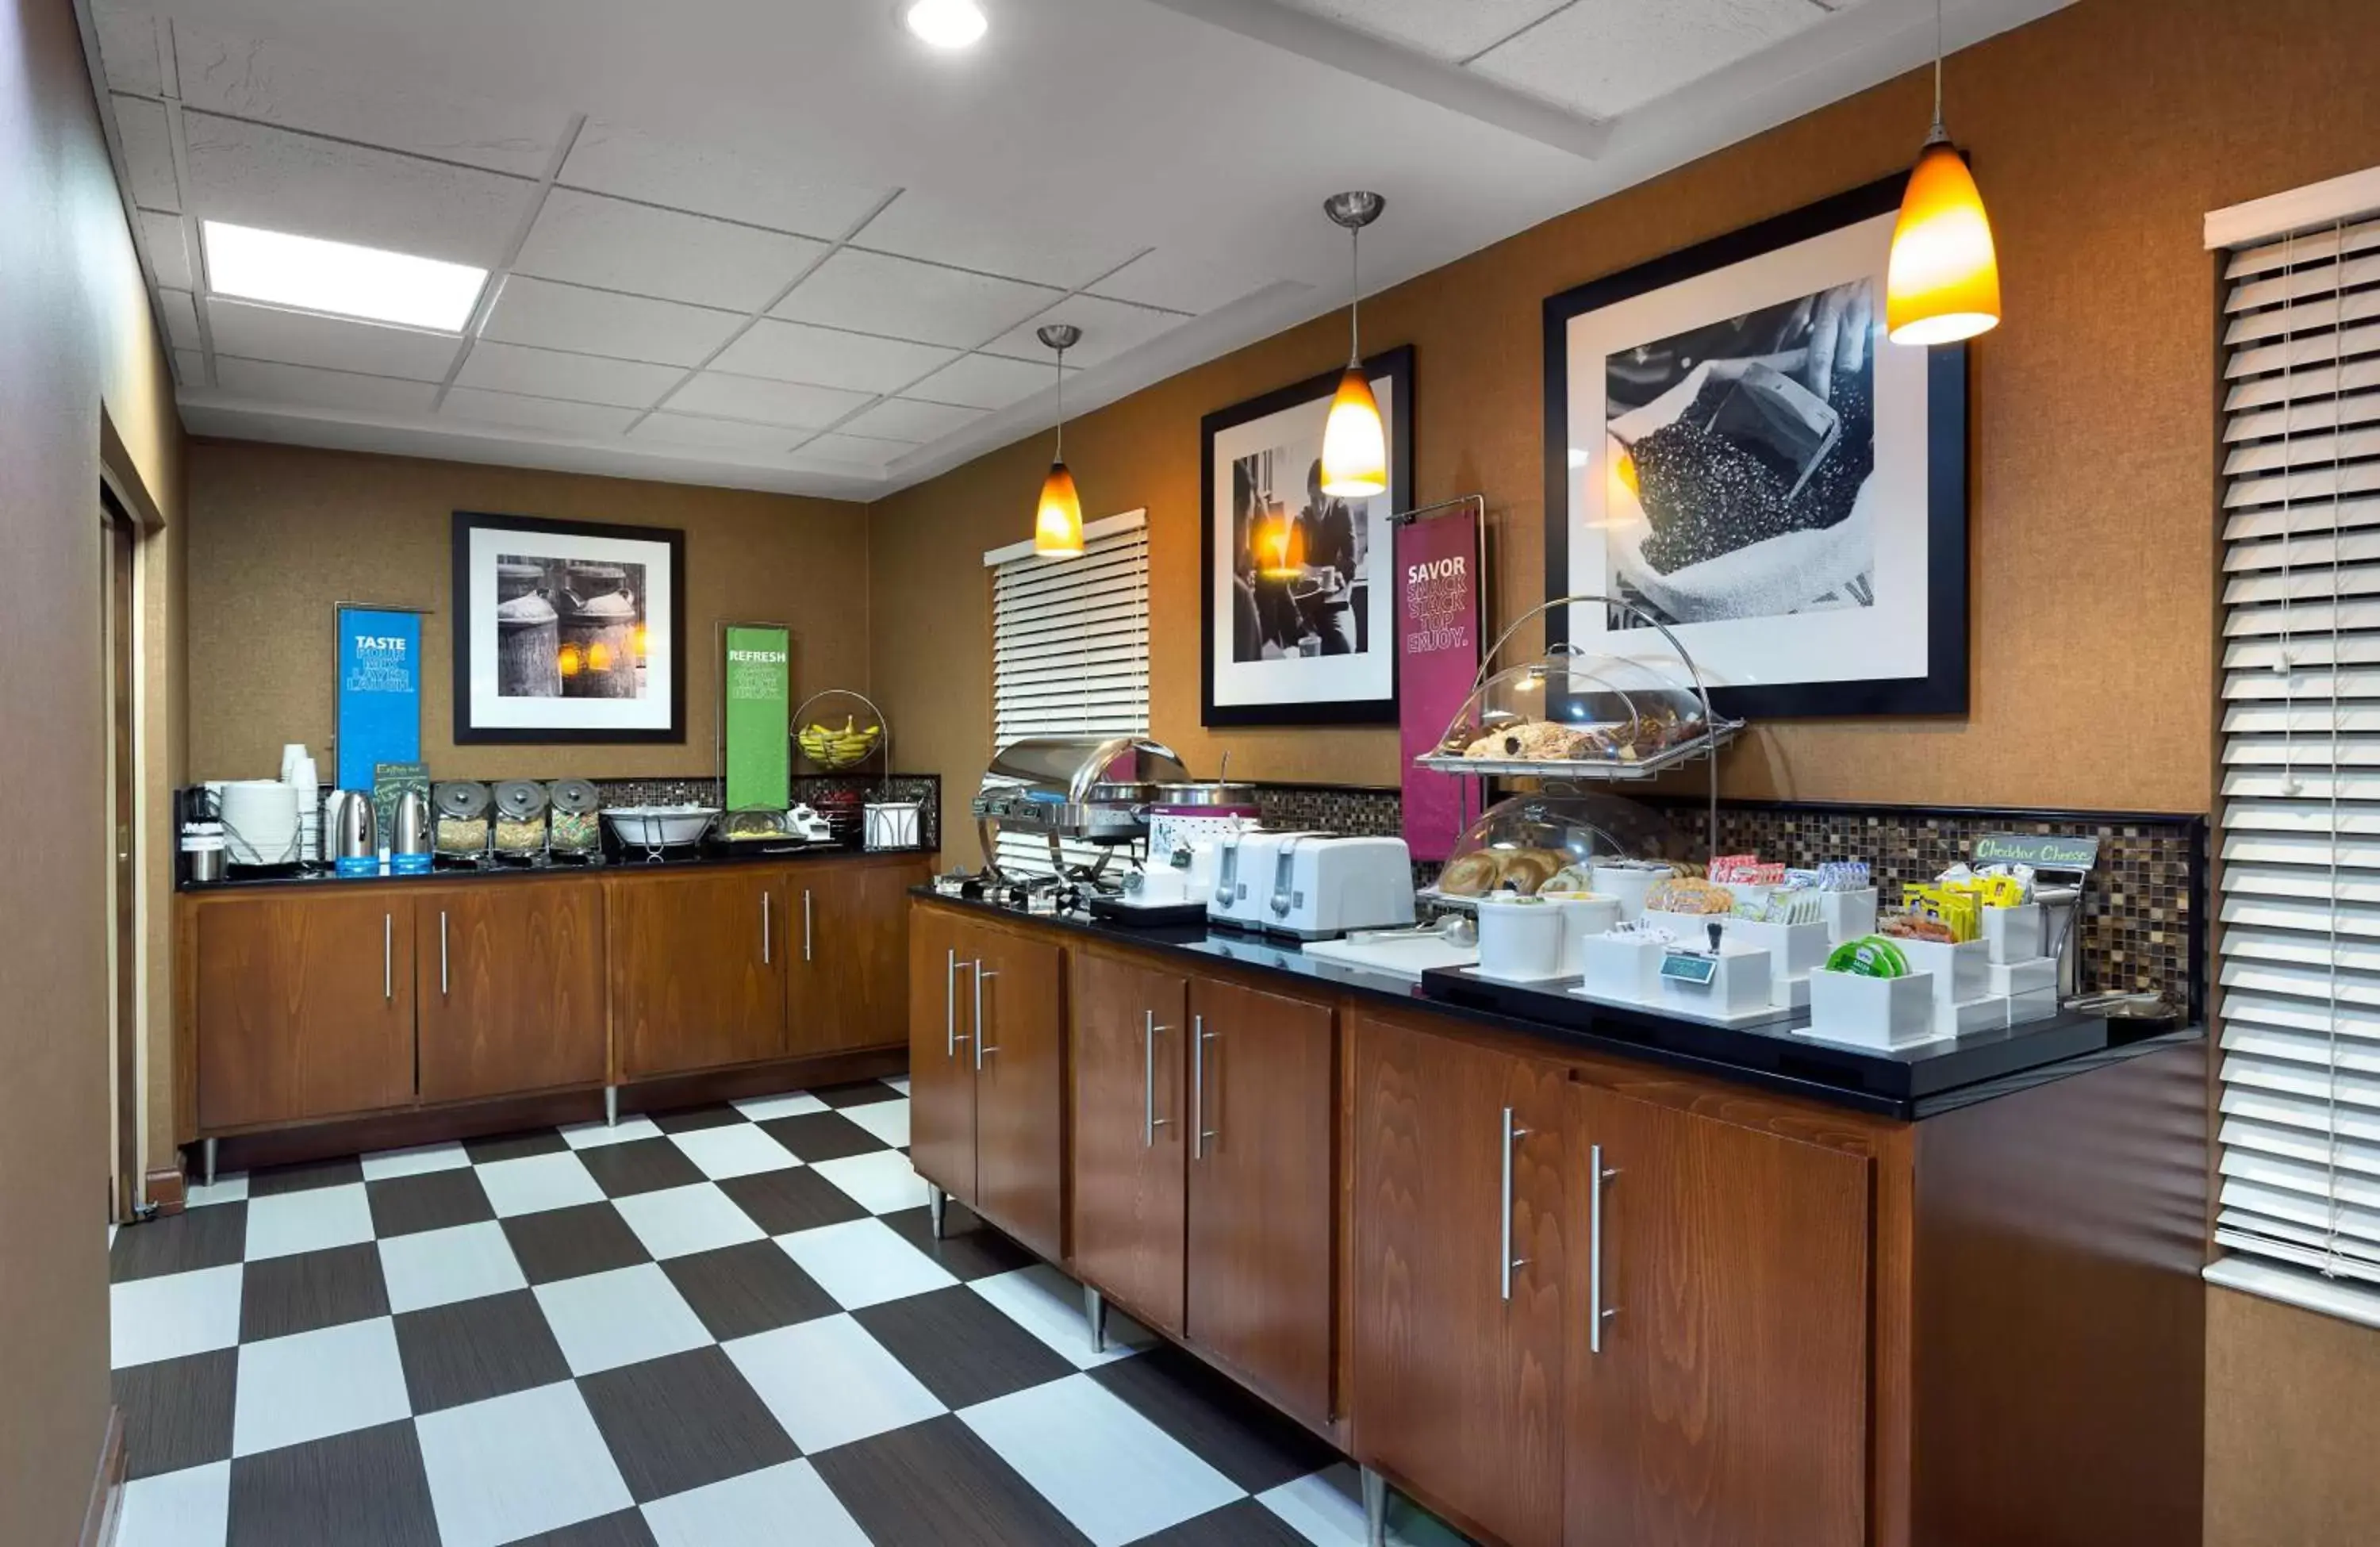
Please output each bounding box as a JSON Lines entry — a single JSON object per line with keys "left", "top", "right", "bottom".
{"left": 1208, "top": 831, "right": 1415, "bottom": 939}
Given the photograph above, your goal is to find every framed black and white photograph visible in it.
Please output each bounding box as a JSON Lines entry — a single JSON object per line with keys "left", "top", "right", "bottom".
{"left": 1200, "top": 345, "right": 1412, "bottom": 726}
{"left": 1543, "top": 175, "right": 1968, "bottom": 718}
{"left": 451, "top": 511, "right": 686, "bottom": 743}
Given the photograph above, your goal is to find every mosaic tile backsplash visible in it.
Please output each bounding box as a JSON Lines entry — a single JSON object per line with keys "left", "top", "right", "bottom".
{"left": 590, "top": 774, "right": 941, "bottom": 850}
{"left": 1250, "top": 784, "right": 2204, "bottom": 1012}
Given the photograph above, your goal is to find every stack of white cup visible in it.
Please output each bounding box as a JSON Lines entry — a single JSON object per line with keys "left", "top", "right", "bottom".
{"left": 282, "top": 743, "right": 321, "bottom": 863}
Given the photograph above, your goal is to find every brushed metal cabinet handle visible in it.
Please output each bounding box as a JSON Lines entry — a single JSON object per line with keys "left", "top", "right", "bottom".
{"left": 804, "top": 889, "right": 813, "bottom": 963}
{"left": 440, "top": 910, "right": 449, "bottom": 997}
{"left": 762, "top": 891, "right": 772, "bottom": 965}
{"left": 1499, "top": 1105, "right": 1532, "bottom": 1301}
{"left": 1590, "top": 1144, "right": 1622, "bottom": 1353}
{"left": 1143, "top": 1011, "right": 1173, "bottom": 1146}
{"left": 945, "top": 948, "right": 958, "bottom": 1058}
{"left": 973, "top": 961, "right": 999, "bottom": 1072}
{"left": 1193, "top": 1015, "right": 1217, "bottom": 1160}
{"left": 383, "top": 912, "right": 393, "bottom": 1001}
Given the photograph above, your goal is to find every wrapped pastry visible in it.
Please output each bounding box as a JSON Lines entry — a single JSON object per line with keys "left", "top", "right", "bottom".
{"left": 1645, "top": 876, "right": 1733, "bottom": 915}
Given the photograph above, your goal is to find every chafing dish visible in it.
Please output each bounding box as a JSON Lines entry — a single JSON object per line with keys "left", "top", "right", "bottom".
{"left": 974, "top": 735, "right": 1189, "bottom": 881}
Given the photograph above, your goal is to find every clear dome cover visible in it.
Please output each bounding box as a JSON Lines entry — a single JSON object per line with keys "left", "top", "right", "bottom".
{"left": 1429, "top": 792, "right": 1692, "bottom": 901}
{"left": 1429, "top": 651, "right": 1712, "bottom": 773}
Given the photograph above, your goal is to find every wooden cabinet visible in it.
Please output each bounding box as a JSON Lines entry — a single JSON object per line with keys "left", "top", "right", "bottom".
{"left": 608, "top": 867, "right": 786, "bottom": 1079}
{"left": 969, "top": 923, "right": 1066, "bottom": 1261}
{"left": 1184, "top": 976, "right": 1335, "bottom": 1426}
{"left": 1564, "top": 1086, "right": 1869, "bottom": 1547}
{"left": 1349, "top": 1011, "right": 1569, "bottom": 1547}
{"left": 194, "top": 891, "right": 416, "bottom": 1130}
{"left": 1070, "top": 953, "right": 1189, "bottom": 1336}
{"left": 908, "top": 903, "right": 977, "bottom": 1203}
{"left": 415, "top": 881, "right": 605, "bottom": 1103}
{"left": 789, "top": 857, "right": 929, "bottom": 1056}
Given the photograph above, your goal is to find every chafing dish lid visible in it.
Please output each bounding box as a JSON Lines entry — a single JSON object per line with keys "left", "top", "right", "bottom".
{"left": 979, "top": 736, "right": 1188, "bottom": 803}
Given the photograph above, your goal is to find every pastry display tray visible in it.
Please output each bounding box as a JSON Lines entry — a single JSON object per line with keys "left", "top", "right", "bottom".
{"left": 1415, "top": 719, "right": 1745, "bottom": 781}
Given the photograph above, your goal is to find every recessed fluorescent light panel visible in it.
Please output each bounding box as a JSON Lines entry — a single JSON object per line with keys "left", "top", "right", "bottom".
{"left": 904, "top": 0, "right": 987, "bottom": 48}
{"left": 202, "top": 221, "right": 489, "bottom": 332}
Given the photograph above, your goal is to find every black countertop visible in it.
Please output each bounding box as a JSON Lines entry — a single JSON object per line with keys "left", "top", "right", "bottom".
{"left": 914, "top": 887, "right": 2200, "bottom": 1122}
{"left": 182, "top": 843, "right": 935, "bottom": 892}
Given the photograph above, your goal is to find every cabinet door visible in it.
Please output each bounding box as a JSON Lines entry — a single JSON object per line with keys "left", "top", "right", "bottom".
{"left": 416, "top": 882, "right": 605, "bottom": 1103}
{"left": 970, "top": 926, "right": 1066, "bottom": 1261}
{"left": 1349, "top": 1012, "right": 1568, "bottom": 1547}
{"left": 790, "top": 859, "right": 927, "bottom": 1057}
{"left": 908, "top": 904, "right": 977, "bottom": 1203}
{"left": 1070, "top": 952, "right": 1188, "bottom": 1335}
{"left": 196, "top": 893, "right": 416, "bottom": 1130}
{"left": 610, "top": 869, "right": 786, "bottom": 1078}
{"left": 1564, "top": 1088, "right": 1869, "bottom": 1547}
{"left": 1185, "top": 977, "right": 1334, "bottom": 1426}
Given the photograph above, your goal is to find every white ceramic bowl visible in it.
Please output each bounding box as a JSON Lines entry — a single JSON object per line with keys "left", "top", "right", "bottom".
{"left": 601, "top": 806, "right": 719, "bottom": 847}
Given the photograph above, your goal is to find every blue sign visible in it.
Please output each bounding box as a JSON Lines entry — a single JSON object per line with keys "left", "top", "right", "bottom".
{"left": 336, "top": 607, "right": 422, "bottom": 792}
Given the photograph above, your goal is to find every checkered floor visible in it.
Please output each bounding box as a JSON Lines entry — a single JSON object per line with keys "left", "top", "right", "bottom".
{"left": 108, "top": 1077, "right": 1468, "bottom": 1546}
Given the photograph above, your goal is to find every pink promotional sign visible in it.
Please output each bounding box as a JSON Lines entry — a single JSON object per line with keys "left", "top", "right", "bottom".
{"left": 1394, "top": 508, "right": 1483, "bottom": 862}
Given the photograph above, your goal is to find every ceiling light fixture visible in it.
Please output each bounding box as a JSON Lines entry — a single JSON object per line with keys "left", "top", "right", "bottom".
{"left": 903, "top": 0, "right": 987, "bottom": 49}
{"left": 1884, "top": 0, "right": 2000, "bottom": 345}
{"left": 1320, "top": 191, "right": 1388, "bottom": 499}
{"left": 1034, "top": 323, "right": 1084, "bottom": 559}
{"left": 202, "top": 221, "right": 488, "bottom": 332}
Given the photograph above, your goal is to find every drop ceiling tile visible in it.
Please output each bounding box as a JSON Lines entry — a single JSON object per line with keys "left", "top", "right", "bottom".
{"left": 112, "top": 94, "right": 178, "bottom": 212}
{"left": 141, "top": 211, "right": 193, "bottom": 289}
{"left": 214, "top": 356, "right": 441, "bottom": 416}
{"left": 1468, "top": 0, "right": 1821, "bottom": 118}
{"left": 771, "top": 249, "right": 1060, "bottom": 350}
{"left": 180, "top": 111, "right": 536, "bottom": 269}
{"left": 628, "top": 413, "right": 801, "bottom": 455}
{"left": 206, "top": 297, "right": 464, "bottom": 382}
{"left": 158, "top": 289, "right": 202, "bottom": 350}
{"left": 662, "top": 372, "right": 875, "bottom": 431}
{"left": 479, "top": 277, "right": 743, "bottom": 369}
{"left": 798, "top": 434, "right": 910, "bottom": 474}
{"left": 906, "top": 352, "right": 1069, "bottom": 413}
{"left": 442, "top": 387, "right": 638, "bottom": 440}
{"left": 835, "top": 397, "right": 983, "bottom": 444}
{"left": 1088, "top": 248, "right": 1274, "bottom": 316}
{"left": 853, "top": 194, "right": 1142, "bottom": 290}
{"left": 512, "top": 190, "right": 829, "bottom": 314}
{"left": 1273, "top": 0, "right": 1572, "bottom": 61}
{"left": 94, "top": 9, "right": 163, "bottom": 96}
{"left": 561, "top": 120, "right": 891, "bottom": 240}
{"left": 711, "top": 320, "right": 956, "bottom": 397}
{"left": 173, "top": 349, "right": 209, "bottom": 389}
{"left": 983, "top": 294, "right": 1189, "bottom": 370}
{"left": 455, "top": 340, "right": 685, "bottom": 410}
{"left": 172, "top": 22, "right": 566, "bottom": 178}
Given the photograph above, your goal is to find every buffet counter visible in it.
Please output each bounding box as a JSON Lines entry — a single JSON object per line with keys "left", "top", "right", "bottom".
{"left": 904, "top": 887, "right": 2207, "bottom": 1547}
{"left": 178, "top": 842, "right": 934, "bottom": 892}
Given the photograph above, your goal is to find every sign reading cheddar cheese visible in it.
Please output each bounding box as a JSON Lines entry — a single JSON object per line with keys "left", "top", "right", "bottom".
{"left": 1971, "top": 833, "right": 2100, "bottom": 870}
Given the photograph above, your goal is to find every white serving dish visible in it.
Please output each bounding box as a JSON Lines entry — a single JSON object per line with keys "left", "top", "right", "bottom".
{"left": 601, "top": 805, "right": 719, "bottom": 847}
{"left": 1656, "top": 942, "right": 1771, "bottom": 1019}
{"left": 1591, "top": 865, "right": 1663, "bottom": 921}
{"left": 1931, "top": 992, "right": 2011, "bottom": 1039}
{"left": 1300, "top": 931, "right": 1480, "bottom": 983}
{"left": 1803, "top": 968, "right": 1940, "bottom": 1050}
{"left": 1982, "top": 903, "right": 2044, "bottom": 964}
{"left": 1988, "top": 956, "right": 2058, "bottom": 996}
{"left": 1887, "top": 936, "right": 1989, "bottom": 1008}
{"left": 1818, "top": 889, "right": 1878, "bottom": 942}
{"left": 1576, "top": 932, "right": 1665, "bottom": 1002}
{"left": 1476, "top": 894, "right": 1568, "bottom": 981}
{"left": 1718, "top": 916, "right": 1831, "bottom": 1008}
{"left": 1545, "top": 894, "right": 1621, "bottom": 977}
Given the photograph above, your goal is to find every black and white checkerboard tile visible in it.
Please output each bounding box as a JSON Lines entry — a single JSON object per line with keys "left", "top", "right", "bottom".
{"left": 109, "top": 1077, "right": 1468, "bottom": 1546}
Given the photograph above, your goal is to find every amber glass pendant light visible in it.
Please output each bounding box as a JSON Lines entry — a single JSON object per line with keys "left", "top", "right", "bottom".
{"left": 1886, "top": 0, "right": 2001, "bottom": 345}
{"left": 1319, "top": 191, "right": 1389, "bottom": 498}
{"left": 1033, "top": 323, "right": 1084, "bottom": 558}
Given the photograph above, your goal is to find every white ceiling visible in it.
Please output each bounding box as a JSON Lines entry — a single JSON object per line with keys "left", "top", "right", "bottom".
{"left": 80, "top": 0, "right": 2069, "bottom": 501}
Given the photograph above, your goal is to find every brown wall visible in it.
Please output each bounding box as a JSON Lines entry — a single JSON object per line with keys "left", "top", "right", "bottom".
{"left": 186, "top": 440, "right": 873, "bottom": 783}
{"left": 2206, "top": 1288, "right": 2380, "bottom": 1545}
{"left": 872, "top": 0, "right": 2380, "bottom": 864}
{"left": 1, "top": 0, "right": 187, "bottom": 1537}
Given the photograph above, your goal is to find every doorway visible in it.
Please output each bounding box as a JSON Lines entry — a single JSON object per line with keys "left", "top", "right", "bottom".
{"left": 102, "top": 489, "right": 141, "bottom": 1222}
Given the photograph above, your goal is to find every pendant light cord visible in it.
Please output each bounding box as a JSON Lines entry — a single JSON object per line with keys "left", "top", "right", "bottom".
{"left": 1348, "top": 225, "right": 1362, "bottom": 368}
{"left": 1054, "top": 347, "right": 1065, "bottom": 459}
{"left": 1929, "top": 0, "right": 1947, "bottom": 141}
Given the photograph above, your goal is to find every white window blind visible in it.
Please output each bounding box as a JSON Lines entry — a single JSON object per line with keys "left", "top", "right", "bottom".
{"left": 2214, "top": 185, "right": 2380, "bottom": 1292}
{"left": 988, "top": 516, "right": 1150, "bottom": 877}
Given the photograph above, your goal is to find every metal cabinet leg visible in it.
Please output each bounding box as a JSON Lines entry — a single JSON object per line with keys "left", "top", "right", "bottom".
{"left": 604, "top": 1086, "right": 619, "bottom": 1127}
{"left": 202, "top": 1138, "right": 217, "bottom": 1190}
{"left": 927, "top": 1184, "right": 948, "bottom": 1240}
{"left": 1084, "top": 1284, "right": 1108, "bottom": 1354}
{"left": 1361, "top": 1467, "right": 1388, "bottom": 1547}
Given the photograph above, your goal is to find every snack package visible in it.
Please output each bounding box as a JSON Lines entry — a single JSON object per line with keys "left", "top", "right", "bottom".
{"left": 1710, "top": 854, "right": 1787, "bottom": 885}
{"left": 1825, "top": 935, "right": 1910, "bottom": 977}
{"left": 1645, "top": 876, "right": 1735, "bottom": 915}
{"left": 1815, "top": 859, "right": 1871, "bottom": 892}
{"left": 1879, "top": 910, "right": 1960, "bottom": 944}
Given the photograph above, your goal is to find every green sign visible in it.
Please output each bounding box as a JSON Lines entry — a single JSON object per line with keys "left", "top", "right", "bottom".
{"left": 723, "top": 624, "right": 792, "bottom": 810}
{"left": 1971, "top": 833, "right": 2100, "bottom": 870}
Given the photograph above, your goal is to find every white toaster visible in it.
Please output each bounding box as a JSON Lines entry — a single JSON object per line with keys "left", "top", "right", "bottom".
{"left": 1210, "top": 831, "right": 1415, "bottom": 939}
